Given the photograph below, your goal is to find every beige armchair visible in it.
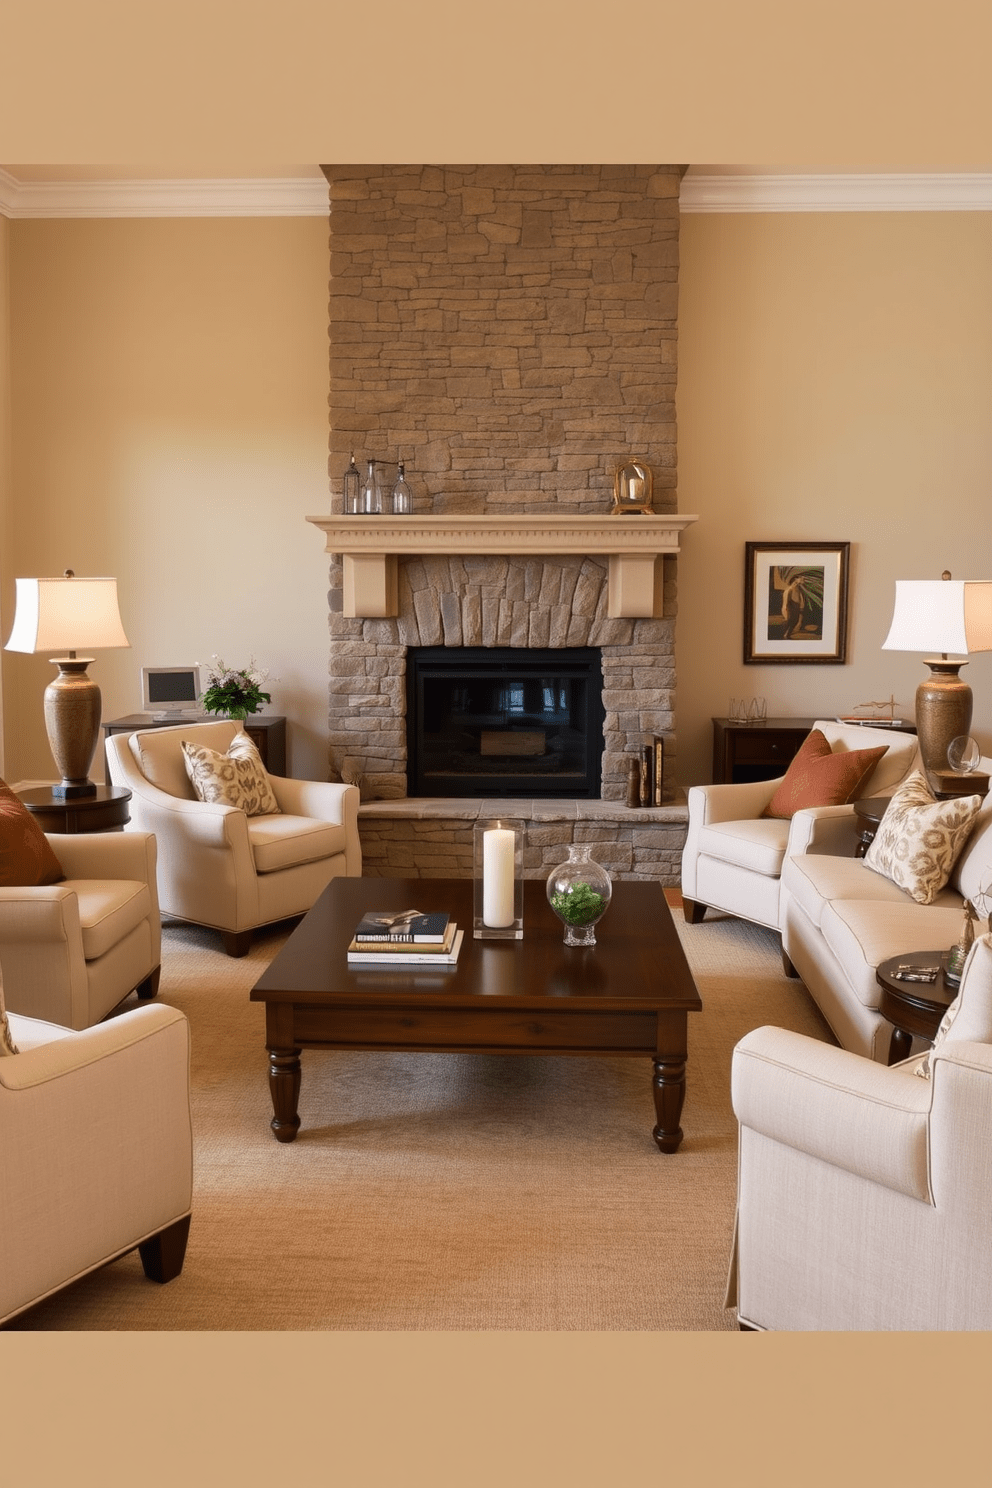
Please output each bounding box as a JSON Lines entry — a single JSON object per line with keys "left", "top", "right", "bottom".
{"left": 106, "top": 720, "right": 362, "bottom": 956}
{"left": 680, "top": 720, "right": 919, "bottom": 932}
{"left": 0, "top": 830, "right": 161, "bottom": 1029}
{"left": 1, "top": 1001, "right": 192, "bottom": 1326}
{"left": 727, "top": 932, "right": 992, "bottom": 1331}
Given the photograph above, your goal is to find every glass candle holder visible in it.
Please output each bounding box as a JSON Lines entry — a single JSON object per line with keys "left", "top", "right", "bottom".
{"left": 473, "top": 820, "right": 524, "bottom": 939}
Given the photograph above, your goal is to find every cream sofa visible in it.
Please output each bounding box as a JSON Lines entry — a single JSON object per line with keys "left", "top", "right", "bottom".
{"left": 1, "top": 1001, "right": 193, "bottom": 1325}
{"left": 780, "top": 761, "right": 992, "bottom": 1061}
{"left": 728, "top": 931, "right": 992, "bottom": 1330}
{"left": 106, "top": 721, "right": 362, "bottom": 956}
{"left": 681, "top": 720, "right": 919, "bottom": 933}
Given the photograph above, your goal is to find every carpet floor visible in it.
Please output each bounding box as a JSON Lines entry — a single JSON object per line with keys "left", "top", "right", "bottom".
{"left": 11, "top": 896, "right": 834, "bottom": 1331}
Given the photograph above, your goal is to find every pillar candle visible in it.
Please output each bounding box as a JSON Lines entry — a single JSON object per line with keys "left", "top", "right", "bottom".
{"left": 482, "top": 828, "right": 516, "bottom": 928}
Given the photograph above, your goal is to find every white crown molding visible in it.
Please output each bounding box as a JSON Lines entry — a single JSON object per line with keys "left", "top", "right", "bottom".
{"left": 0, "top": 169, "right": 329, "bottom": 219}
{"left": 3, "top": 169, "right": 991, "bottom": 219}
{"left": 680, "top": 172, "right": 992, "bottom": 212}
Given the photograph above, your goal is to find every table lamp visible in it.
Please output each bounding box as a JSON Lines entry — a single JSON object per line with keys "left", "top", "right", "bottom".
{"left": 4, "top": 570, "right": 130, "bottom": 798}
{"left": 882, "top": 571, "right": 992, "bottom": 791}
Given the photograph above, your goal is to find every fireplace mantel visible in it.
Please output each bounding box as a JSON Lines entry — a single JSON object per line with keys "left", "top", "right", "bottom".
{"left": 307, "top": 513, "right": 698, "bottom": 618}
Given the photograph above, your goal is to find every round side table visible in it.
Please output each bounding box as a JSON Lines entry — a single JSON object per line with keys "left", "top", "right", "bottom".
{"left": 876, "top": 950, "right": 956, "bottom": 1066}
{"left": 851, "top": 796, "right": 892, "bottom": 858}
{"left": 16, "top": 784, "right": 132, "bottom": 834}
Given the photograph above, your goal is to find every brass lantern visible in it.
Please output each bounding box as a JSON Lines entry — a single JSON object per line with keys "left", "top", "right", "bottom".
{"left": 611, "top": 459, "right": 653, "bottom": 515}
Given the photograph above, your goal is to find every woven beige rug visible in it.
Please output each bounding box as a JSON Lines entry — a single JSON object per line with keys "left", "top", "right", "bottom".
{"left": 12, "top": 897, "right": 833, "bottom": 1331}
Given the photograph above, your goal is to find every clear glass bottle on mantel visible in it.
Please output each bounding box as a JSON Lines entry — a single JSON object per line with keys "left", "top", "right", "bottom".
{"left": 361, "top": 458, "right": 382, "bottom": 514}
{"left": 391, "top": 460, "right": 413, "bottom": 514}
{"left": 342, "top": 453, "right": 361, "bottom": 514}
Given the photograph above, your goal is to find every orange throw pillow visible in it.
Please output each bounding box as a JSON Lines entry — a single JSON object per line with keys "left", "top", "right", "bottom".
{"left": 762, "top": 729, "right": 889, "bottom": 820}
{"left": 0, "top": 780, "right": 65, "bottom": 886}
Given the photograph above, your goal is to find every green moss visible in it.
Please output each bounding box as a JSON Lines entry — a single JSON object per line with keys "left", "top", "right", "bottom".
{"left": 550, "top": 881, "right": 605, "bottom": 926}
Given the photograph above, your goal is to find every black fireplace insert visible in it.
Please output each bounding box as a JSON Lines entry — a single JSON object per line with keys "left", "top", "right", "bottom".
{"left": 406, "top": 646, "right": 605, "bottom": 798}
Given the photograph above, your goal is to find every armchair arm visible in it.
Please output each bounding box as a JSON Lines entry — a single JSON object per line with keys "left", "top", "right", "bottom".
{"left": 270, "top": 778, "right": 362, "bottom": 876}
{"left": 46, "top": 830, "right": 158, "bottom": 885}
{"left": 732, "top": 1025, "right": 932, "bottom": 1201}
{"left": 0, "top": 1004, "right": 193, "bottom": 1325}
{"left": 686, "top": 778, "right": 781, "bottom": 827}
{"left": 786, "top": 803, "right": 862, "bottom": 858}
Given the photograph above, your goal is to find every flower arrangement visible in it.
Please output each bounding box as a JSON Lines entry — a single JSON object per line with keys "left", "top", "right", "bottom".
{"left": 199, "top": 656, "right": 273, "bottom": 722}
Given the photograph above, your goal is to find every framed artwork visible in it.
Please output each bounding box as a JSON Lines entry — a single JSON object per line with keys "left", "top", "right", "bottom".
{"left": 743, "top": 541, "right": 850, "bottom": 665}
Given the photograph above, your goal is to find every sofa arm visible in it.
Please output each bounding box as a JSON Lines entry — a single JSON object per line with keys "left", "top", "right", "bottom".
{"left": 732, "top": 1026, "right": 933, "bottom": 1201}
{"left": 46, "top": 830, "right": 158, "bottom": 886}
{"left": 0, "top": 885, "right": 83, "bottom": 943}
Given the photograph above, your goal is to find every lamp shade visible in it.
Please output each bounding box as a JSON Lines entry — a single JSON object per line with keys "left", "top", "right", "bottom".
{"left": 882, "top": 580, "right": 992, "bottom": 656}
{"left": 5, "top": 575, "right": 130, "bottom": 655}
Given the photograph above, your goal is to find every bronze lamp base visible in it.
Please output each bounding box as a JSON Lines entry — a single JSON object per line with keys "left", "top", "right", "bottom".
{"left": 44, "top": 657, "right": 101, "bottom": 798}
{"left": 915, "top": 659, "right": 972, "bottom": 793}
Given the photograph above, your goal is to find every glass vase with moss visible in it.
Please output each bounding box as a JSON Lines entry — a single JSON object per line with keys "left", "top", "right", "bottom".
{"left": 546, "top": 844, "right": 612, "bottom": 946}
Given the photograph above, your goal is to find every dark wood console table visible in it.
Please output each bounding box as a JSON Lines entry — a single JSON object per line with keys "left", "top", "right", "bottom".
{"left": 711, "top": 718, "right": 818, "bottom": 785}
{"left": 102, "top": 714, "right": 287, "bottom": 782}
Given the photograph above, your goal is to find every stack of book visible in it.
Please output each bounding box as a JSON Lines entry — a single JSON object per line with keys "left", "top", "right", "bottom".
{"left": 346, "top": 909, "right": 463, "bottom": 967}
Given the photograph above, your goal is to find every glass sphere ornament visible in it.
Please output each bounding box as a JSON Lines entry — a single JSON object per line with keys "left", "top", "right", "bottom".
{"left": 948, "top": 735, "right": 981, "bottom": 774}
{"left": 546, "top": 844, "right": 612, "bottom": 946}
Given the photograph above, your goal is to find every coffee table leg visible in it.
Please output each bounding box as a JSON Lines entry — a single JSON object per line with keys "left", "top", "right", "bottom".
{"left": 268, "top": 1046, "right": 302, "bottom": 1142}
{"left": 652, "top": 1056, "right": 686, "bottom": 1153}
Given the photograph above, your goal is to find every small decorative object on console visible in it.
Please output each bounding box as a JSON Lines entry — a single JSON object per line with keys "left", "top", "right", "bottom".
{"left": 945, "top": 899, "right": 978, "bottom": 985}
{"left": 474, "top": 820, "right": 524, "bottom": 940}
{"left": 546, "top": 844, "right": 612, "bottom": 947}
{"left": 198, "top": 656, "right": 273, "bottom": 723}
{"left": 611, "top": 458, "right": 653, "bottom": 515}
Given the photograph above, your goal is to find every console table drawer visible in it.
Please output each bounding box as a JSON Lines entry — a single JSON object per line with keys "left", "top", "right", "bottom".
{"left": 711, "top": 717, "right": 817, "bottom": 785}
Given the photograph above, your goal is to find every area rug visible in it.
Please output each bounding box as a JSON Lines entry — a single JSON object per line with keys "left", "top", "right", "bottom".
{"left": 11, "top": 897, "right": 834, "bottom": 1331}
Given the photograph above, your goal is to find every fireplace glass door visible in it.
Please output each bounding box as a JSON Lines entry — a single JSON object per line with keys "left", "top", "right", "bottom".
{"left": 406, "top": 647, "right": 604, "bottom": 798}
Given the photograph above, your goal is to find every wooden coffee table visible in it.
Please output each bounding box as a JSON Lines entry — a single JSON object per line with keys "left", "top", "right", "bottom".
{"left": 250, "top": 876, "right": 702, "bottom": 1151}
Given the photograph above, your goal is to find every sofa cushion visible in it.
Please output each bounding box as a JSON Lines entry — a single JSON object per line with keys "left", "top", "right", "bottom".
{"left": 950, "top": 798, "right": 992, "bottom": 902}
{"left": 0, "top": 780, "right": 65, "bottom": 888}
{"left": 819, "top": 896, "right": 965, "bottom": 1012}
{"left": 247, "top": 814, "right": 347, "bottom": 873}
{"left": 763, "top": 729, "right": 889, "bottom": 820}
{"left": 182, "top": 731, "right": 280, "bottom": 817}
{"left": 864, "top": 771, "right": 983, "bottom": 905}
{"left": 697, "top": 817, "right": 791, "bottom": 878}
{"left": 781, "top": 851, "right": 932, "bottom": 930}
{"left": 70, "top": 880, "right": 155, "bottom": 961}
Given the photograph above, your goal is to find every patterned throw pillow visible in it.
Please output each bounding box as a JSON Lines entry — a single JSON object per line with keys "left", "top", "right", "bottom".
{"left": 762, "top": 729, "right": 889, "bottom": 820}
{"left": 0, "top": 961, "right": 18, "bottom": 1057}
{"left": 864, "top": 771, "right": 983, "bottom": 905}
{"left": 0, "top": 779, "right": 65, "bottom": 887}
{"left": 181, "top": 730, "right": 280, "bottom": 817}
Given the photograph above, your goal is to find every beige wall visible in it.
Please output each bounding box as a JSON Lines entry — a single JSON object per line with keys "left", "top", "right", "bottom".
{"left": 676, "top": 210, "right": 992, "bottom": 785}
{"left": 4, "top": 216, "right": 333, "bottom": 783}
{"left": 0, "top": 214, "right": 9, "bottom": 775}
{"left": 3, "top": 204, "right": 991, "bottom": 792}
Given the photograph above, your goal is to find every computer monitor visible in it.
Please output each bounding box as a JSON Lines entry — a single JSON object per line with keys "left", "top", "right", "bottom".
{"left": 141, "top": 665, "right": 202, "bottom": 718}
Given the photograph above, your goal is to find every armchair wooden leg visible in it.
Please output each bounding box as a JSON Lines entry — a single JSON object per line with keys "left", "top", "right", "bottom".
{"left": 221, "top": 929, "right": 252, "bottom": 958}
{"left": 136, "top": 966, "right": 161, "bottom": 1000}
{"left": 682, "top": 898, "right": 707, "bottom": 925}
{"left": 138, "top": 1214, "right": 191, "bottom": 1284}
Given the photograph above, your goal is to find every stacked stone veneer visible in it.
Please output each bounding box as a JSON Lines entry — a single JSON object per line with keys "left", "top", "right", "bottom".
{"left": 322, "top": 164, "right": 682, "bottom": 512}
{"left": 321, "top": 164, "right": 688, "bottom": 883}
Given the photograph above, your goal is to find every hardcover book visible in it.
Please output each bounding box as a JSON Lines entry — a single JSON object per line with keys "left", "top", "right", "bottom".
{"left": 353, "top": 909, "right": 450, "bottom": 943}
{"left": 348, "top": 922, "right": 458, "bottom": 956}
{"left": 347, "top": 929, "right": 464, "bottom": 967}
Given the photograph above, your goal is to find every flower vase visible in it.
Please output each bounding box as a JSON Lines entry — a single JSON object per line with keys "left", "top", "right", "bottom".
{"left": 546, "top": 844, "right": 612, "bottom": 946}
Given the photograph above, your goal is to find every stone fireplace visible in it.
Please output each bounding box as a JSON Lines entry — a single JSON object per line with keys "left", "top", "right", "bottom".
{"left": 315, "top": 164, "right": 692, "bottom": 883}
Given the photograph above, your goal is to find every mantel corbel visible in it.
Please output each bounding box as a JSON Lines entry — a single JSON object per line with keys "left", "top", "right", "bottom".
{"left": 306, "top": 513, "right": 698, "bottom": 619}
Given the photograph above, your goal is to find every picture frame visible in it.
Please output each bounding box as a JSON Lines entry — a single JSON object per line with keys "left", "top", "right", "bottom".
{"left": 743, "top": 541, "right": 850, "bottom": 665}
